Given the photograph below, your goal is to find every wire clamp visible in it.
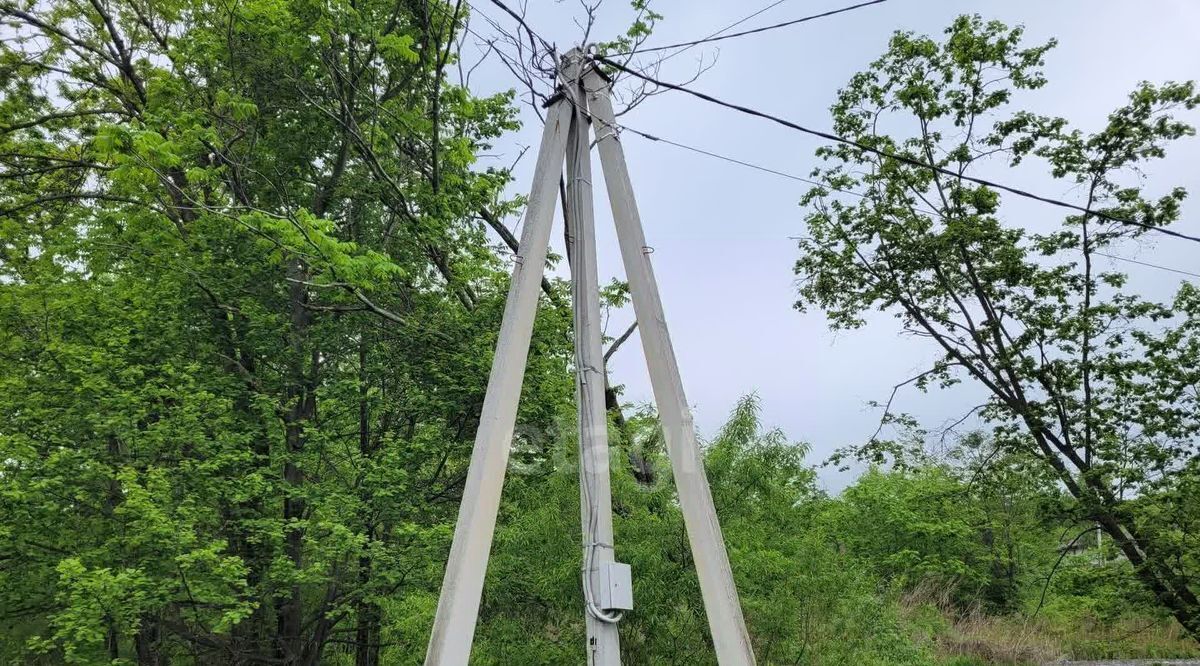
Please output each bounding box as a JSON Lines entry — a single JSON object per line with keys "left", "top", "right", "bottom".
{"left": 576, "top": 363, "right": 602, "bottom": 385}
{"left": 542, "top": 88, "right": 567, "bottom": 108}
{"left": 593, "top": 127, "right": 619, "bottom": 145}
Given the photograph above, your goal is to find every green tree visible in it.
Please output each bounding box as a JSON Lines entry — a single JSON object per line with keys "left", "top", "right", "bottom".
{"left": 0, "top": 0, "right": 574, "bottom": 662}
{"left": 794, "top": 15, "right": 1200, "bottom": 637}
{"left": 830, "top": 467, "right": 989, "bottom": 595}
{"left": 825, "top": 433, "right": 1068, "bottom": 614}
{"left": 950, "top": 434, "right": 1068, "bottom": 612}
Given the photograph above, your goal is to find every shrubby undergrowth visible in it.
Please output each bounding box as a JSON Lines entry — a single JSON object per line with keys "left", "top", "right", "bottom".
{"left": 369, "top": 396, "right": 1198, "bottom": 664}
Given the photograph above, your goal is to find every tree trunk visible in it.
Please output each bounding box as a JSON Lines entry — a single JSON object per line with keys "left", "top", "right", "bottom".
{"left": 277, "top": 261, "right": 316, "bottom": 663}
{"left": 354, "top": 551, "right": 381, "bottom": 666}
{"left": 355, "top": 341, "right": 382, "bottom": 666}
{"left": 275, "top": 419, "right": 308, "bottom": 662}
{"left": 135, "top": 615, "right": 168, "bottom": 665}
{"left": 1096, "top": 512, "right": 1200, "bottom": 638}
{"left": 106, "top": 622, "right": 120, "bottom": 661}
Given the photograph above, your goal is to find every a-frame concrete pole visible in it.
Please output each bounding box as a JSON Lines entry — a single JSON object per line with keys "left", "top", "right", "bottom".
{"left": 584, "top": 65, "right": 758, "bottom": 666}
{"left": 562, "top": 48, "right": 623, "bottom": 666}
{"left": 424, "top": 97, "right": 573, "bottom": 666}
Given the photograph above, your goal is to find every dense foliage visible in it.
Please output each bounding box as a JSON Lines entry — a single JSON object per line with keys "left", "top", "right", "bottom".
{"left": 1, "top": 1, "right": 1197, "bottom": 663}
{"left": 0, "top": 0, "right": 573, "bottom": 661}
{"left": 795, "top": 14, "right": 1200, "bottom": 642}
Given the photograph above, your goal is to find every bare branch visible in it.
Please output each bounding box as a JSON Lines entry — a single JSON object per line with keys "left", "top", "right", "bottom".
{"left": 603, "top": 322, "right": 637, "bottom": 363}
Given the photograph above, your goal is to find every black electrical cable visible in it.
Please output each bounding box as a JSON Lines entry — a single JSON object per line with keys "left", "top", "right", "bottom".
{"left": 609, "top": 0, "right": 888, "bottom": 57}
{"left": 622, "top": 120, "right": 1199, "bottom": 280}
{"left": 625, "top": 127, "right": 822, "bottom": 186}
{"left": 657, "top": 0, "right": 793, "bottom": 63}
{"left": 592, "top": 55, "right": 1200, "bottom": 245}
{"left": 1099, "top": 253, "right": 1200, "bottom": 278}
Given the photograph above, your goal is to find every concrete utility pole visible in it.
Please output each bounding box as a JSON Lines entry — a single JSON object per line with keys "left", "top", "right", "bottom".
{"left": 563, "top": 50, "right": 623, "bottom": 666}
{"left": 423, "top": 95, "right": 572, "bottom": 666}
{"left": 584, "top": 66, "right": 758, "bottom": 666}
{"left": 424, "top": 49, "right": 755, "bottom": 666}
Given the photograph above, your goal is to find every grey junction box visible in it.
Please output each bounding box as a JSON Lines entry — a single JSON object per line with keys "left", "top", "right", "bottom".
{"left": 598, "top": 562, "right": 633, "bottom": 612}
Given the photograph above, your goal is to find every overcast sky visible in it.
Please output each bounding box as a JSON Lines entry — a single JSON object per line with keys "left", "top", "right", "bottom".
{"left": 467, "top": 0, "right": 1200, "bottom": 491}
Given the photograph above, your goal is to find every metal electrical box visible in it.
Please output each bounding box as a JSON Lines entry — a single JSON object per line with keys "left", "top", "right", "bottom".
{"left": 598, "top": 562, "right": 633, "bottom": 611}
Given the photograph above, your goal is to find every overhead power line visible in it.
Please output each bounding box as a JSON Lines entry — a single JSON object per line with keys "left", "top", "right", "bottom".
{"left": 604, "top": 114, "right": 1199, "bottom": 281}
{"left": 657, "top": 0, "right": 793, "bottom": 63}
{"left": 612, "top": 0, "right": 889, "bottom": 57}
{"left": 1094, "top": 252, "right": 1200, "bottom": 279}
{"left": 473, "top": 0, "right": 1200, "bottom": 255}
{"left": 592, "top": 55, "right": 1200, "bottom": 245}
{"left": 622, "top": 126, "right": 822, "bottom": 187}
{"left": 695, "top": 0, "right": 793, "bottom": 37}
{"left": 621, "top": 120, "right": 1198, "bottom": 281}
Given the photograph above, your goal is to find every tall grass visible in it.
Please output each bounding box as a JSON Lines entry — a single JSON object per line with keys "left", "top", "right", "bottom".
{"left": 897, "top": 580, "right": 1200, "bottom": 665}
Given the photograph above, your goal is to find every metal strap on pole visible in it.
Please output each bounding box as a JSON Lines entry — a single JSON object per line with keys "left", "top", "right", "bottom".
{"left": 424, "top": 96, "right": 573, "bottom": 666}
{"left": 583, "top": 65, "right": 758, "bottom": 666}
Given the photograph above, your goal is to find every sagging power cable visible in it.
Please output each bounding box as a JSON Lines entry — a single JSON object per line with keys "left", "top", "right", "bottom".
{"left": 552, "top": 74, "right": 1198, "bottom": 283}
{"left": 608, "top": 0, "right": 889, "bottom": 57}
{"left": 655, "top": 0, "right": 793, "bottom": 63}
{"left": 592, "top": 55, "right": 1200, "bottom": 245}
{"left": 1094, "top": 252, "right": 1200, "bottom": 280}
{"left": 617, "top": 121, "right": 1197, "bottom": 280}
